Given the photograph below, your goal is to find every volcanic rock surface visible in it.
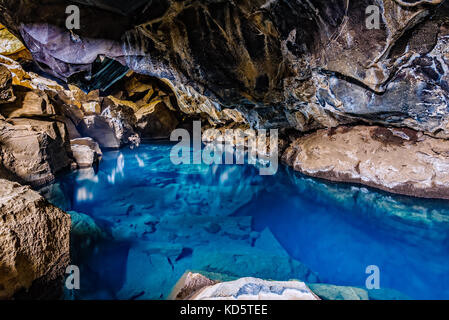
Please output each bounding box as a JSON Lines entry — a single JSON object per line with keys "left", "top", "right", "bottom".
{"left": 0, "top": 179, "right": 70, "bottom": 299}
{"left": 283, "top": 125, "right": 449, "bottom": 199}
{"left": 0, "top": 0, "right": 447, "bottom": 134}
{"left": 0, "top": 117, "right": 73, "bottom": 186}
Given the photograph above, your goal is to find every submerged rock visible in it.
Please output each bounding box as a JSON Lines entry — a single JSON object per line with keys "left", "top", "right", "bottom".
{"left": 189, "top": 241, "right": 319, "bottom": 285}
{"left": 117, "top": 246, "right": 176, "bottom": 300}
{"left": 307, "top": 283, "right": 369, "bottom": 301}
{"left": 367, "top": 288, "right": 411, "bottom": 300}
{"left": 170, "top": 273, "right": 406, "bottom": 300}
{"left": 170, "top": 273, "right": 319, "bottom": 300}
{"left": 283, "top": 125, "right": 449, "bottom": 199}
{"left": 69, "top": 211, "right": 108, "bottom": 255}
{"left": 0, "top": 179, "right": 70, "bottom": 299}
{"left": 112, "top": 208, "right": 318, "bottom": 299}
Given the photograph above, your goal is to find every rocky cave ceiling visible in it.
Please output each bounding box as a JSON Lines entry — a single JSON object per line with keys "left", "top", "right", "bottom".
{"left": 0, "top": 0, "right": 448, "bottom": 135}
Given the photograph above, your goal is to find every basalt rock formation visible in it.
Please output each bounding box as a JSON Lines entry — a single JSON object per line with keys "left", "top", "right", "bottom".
{"left": 0, "top": 0, "right": 448, "bottom": 133}
{"left": 0, "top": 179, "right": 70, "bottom": 299}
{"left": 283, "top": 125, "right": 449, "bottom": 199}
{"left": 0, "top": 1, "right": 448, "bottom": 300}
{"left": 0, "top": 117, "right": 73, "bottom": 186}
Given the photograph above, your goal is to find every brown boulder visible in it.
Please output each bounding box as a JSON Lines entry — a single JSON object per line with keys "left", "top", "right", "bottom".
{"left": 283, "top": 125, "right": 449, "bottom": 199}
{"left": 0, "top": 86, "right": 55, "bottom": 118}
{"left": 0, "top": 118, "right": 73, "bottom": 186}
{"left": 0, "top": 179, "right": 70, "bottom": 299}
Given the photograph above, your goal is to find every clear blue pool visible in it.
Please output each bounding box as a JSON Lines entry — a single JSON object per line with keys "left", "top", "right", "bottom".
{"left": 42, "top": 143, "right": 449, "bottom": 300}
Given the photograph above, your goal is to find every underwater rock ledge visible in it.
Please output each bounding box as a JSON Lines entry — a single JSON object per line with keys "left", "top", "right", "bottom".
{"left": 170, "top": 272, "right": 408, "bottom": 300}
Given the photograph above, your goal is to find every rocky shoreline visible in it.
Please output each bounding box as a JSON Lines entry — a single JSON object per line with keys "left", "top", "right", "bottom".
{"left": 169, "top": 272, "right": 408, "bottom": 301}
{"left": 282, "top": 125, "right": 449, "bottom": 200}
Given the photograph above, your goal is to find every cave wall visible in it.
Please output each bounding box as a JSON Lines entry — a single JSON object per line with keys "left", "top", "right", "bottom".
{"left": 0, "top": 0, "right": 448, "bottom": 135}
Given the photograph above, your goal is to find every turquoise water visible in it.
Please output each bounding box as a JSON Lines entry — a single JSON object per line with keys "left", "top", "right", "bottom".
{"left": 42, "top": 143, "right": 449, "bottom": 300}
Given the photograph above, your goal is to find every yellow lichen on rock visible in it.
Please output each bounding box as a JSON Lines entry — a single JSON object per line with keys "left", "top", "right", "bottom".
{"left": 0, "top": 54, "right": 63, "bottom": 91}
{"left": 0, "top": 24, "right": 26, "bottom": 56}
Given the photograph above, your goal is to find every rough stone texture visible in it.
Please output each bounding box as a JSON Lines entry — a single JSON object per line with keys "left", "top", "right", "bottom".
{"left": 78, "top": 114, "right": 129, "bottom": 149}
{"left": 74, "top": 92, "right": 139, "bottom": 148}
{"left": 135, "top": 100, "right": 178, "bottom": 139}
{"left": 0, "top": 117, "right": 73, "bottom": 186}
{"left": 82, "top": 101, "right": 101, "bottom": 115}
{"left": 70, "top": 137, "right": 102, "bottom": 168}
{"left": 0, "top": 86, "right": 55, "bottom": 118}
{"left": 0, "top": 23, "right": 25, "bottom": 56}
{"left": 0, "top": 64, "right": 14, "bottom": 104}
{"left": 101, "top": 101, "right": 138, "bottom": 145}
{"left": 0, "top": 23, "right": 31, "bottom": 61}
{"left": 169, "top": 271, "right": 218, "bottom": 300}
{"left": 0, "top": 0, "right": 448, "bottom": 135}
{"left": 283, "top": 125, "right": 449, "bottom": 199}
{"left": 170, "top": 273, "right": 319, "bottom": 300}
{"left": 284, "top": 163, "right": 449, "bottom": 247}
{"left": 170, "top": 272, "right": 410, "bottom": 300}
{"left": 0, "top": 179, "right": 70, "bottom": 299}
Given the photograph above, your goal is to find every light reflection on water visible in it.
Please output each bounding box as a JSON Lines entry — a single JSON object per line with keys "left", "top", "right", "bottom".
{"left": 41, "top": 143, "right": 449, "bottom": 300}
